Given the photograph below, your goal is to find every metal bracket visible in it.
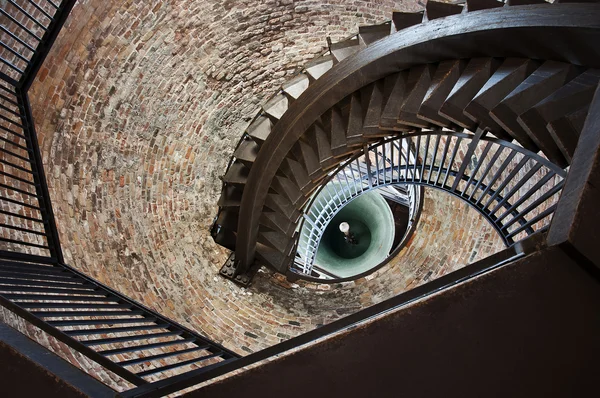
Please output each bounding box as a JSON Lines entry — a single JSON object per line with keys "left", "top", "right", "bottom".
{"left": 219, "top": 253, "right": 260, "bottom": 287}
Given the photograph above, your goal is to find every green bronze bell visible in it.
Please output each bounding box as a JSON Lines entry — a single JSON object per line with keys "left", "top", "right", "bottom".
{"left": 315, "top": 189, "right": 396, "bottom": 278}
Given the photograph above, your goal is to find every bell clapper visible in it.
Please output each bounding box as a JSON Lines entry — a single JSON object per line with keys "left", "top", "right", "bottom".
{"left": 339, "top": 222, "right": 359, "bottom": 245}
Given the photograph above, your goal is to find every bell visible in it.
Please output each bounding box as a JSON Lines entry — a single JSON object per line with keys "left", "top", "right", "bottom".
{"left": 314, "top": 189, "right": 396, "bottom": 278}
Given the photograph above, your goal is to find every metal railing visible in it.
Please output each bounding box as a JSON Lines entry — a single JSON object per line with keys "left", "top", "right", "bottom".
{"left": 1, "top": 0, "right": 242, "bottom": 392}
{"left": 291, "top": 128, "right": 566, "bottom": 278}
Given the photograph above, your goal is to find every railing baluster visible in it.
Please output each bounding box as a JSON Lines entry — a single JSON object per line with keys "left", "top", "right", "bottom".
{"left": 427, "top": 134, "right": 441, "bottom": 185}
{"left": 490, "top": 162, "right": 543, "bottom": 215}
{"left": 412, "top": 135, "right": 421, "bottom": 182}
{"left": 483, "top": 156, "right": 529, "bottom": 210}
{"left": 7, "top": 0, "right": 50, "bottom": 30}
{"left": 495, "top": 171, "right": 555, "bottom": 224}
{"left": 468, "top": 145, "right": 503, "bottom": 201}
{"left": 0, "top": 9, "right": 43, "bottom": 40}
{"left": 27, "top": 0, "right": 55, "bottom": 21}
{"left": 475, "top": 151, "right": 517, "bottom": 207}
{"left": 442, "top": 136, "right": 462, "bottom": 188}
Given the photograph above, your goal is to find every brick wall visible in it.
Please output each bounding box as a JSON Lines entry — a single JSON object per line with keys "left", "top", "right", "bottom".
{"left": 0, "top": 0, "right": 511, "bottom": 389}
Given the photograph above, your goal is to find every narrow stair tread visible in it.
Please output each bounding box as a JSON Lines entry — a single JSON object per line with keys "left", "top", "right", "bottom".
{"left": 282, "top": 74, "right": 310, "bottom": 100}
{"left": 491, "top": 61, "right": 581, "bottom": 161}
{"left": 397, "top": 64, "right": 436, "bottom": 128}
{"left": 305, "top": 55, "right": 334, "bottom": 81}
{"left": 391, "top": 12, "right": 424, "bottom": 32}
{"left": 418, "top": 59, "right": 465, "bottom": 127}
{"left": 223, "top": 161, "right": 249, "bottom": 186}
{"left": 439, "top": 57, "right": 500, "bottom": 130}
{"left": 263, "top": 94, "right": 289, "bottom": 121}
{"left": 424, "top": 1, "right": 463, "bottom": 21}
{"left": 358, "top": 22, "right": 391, "bottom": 47}
{"left": 247, "top": 116, "right": 272, "bottom": 144}
{"left": 464, "top": 57, "right": 539, "bottom": 145}
{"left": 330, "top": 38, "right": 360, "bottom": 63}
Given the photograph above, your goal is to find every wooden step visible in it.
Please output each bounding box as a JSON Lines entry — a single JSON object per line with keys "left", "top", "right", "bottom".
{"left": 271, "top": 175, "right": 305, "bottom": 206}
{"left": 279, "top": 157, "right": 312, "bottom": 192}
{"left": 330, "top": 38, "right": 360, "bottom": 63}
{"left": 255, "top": 242, "right": 291, "bottom": 273}
{"left": 554, "top": 0, "right": 600, "bottom": 3}
{"left": 308, "top": 123, "right": 335, "bottom": 169}
{"left": 345, "top": 92, "right": 368, "bottom": 145}
{"left": 418, "top": 59, "right": 466, "bottom": 127}
{"left": 215, "top": 209, "right": 239, "bottom": 232}
{"left": 379, "top": 71, "right": 411, "bottom": 131}
{"left": 505, "top": 0, "right": 549, "bottom": 5}
{"left": 233, "top": 138, "right": 260, "bottom": 168}
{"left": 260, "top": 210, "right": 295, "bottom": 236}
{"left": 358, "top": 22, "right": 392, "bottom": 48}
{"left": 547, "top": 106, "right": 590, "bottom": 164}
{"left": 397, "top": 64, "right": 436, "bottom": 128}
{"left": 217, "top": 185, "right": 243, "bottom": 208}
{"left": 305, "top": 55, "right": 334, "bottom": 81}
{"left": 362, "top": 80, "right": 387, "bottom": 137}
{"left": 490, "top": 61, "right": 581, "bottom": 167}
{"left": 258, "top": 231, "right": 295, "bottom": 255}
{"left": 263, "top": 93, "right": 289, "bottom": 121}
{"left": 292, "top": 140, "right": 321, "bottom": 178}
{"left": 518, "top": 69, "right": 600, "bottom": 164}
{"left": 464, "top": 0, "right": 504, "bottom": 12}
{"left": 464, "top": 58, "right": 539, "bottom": 144}
{"left": 323, "top": 107, "right": 350, "bottom": 156}
{"left": 222, "top": 161, "right": 249, "bottom": 187}
{"left": 212, "top": 228, "right": 236, "bottom": 251}
{"left": 391, "top": 12, "right": 423, "bottom": 32}
{"left": 439, "top": 57, "right": 500, "bottom": 130}
{"left": 247, "top": 116, "right": 272, "bottom": 144}
{"left": 265, "top": 193, "right": 301, "bottom": 222}
{"left": 282, "top": 74, "right": 310, "bottom": 101}
{"left": 423, "top": 1, "right": 463, "bottom": 21}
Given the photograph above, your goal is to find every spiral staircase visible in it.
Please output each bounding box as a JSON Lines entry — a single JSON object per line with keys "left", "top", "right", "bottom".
{"left": 212, "top": 0, "right": 600, "bottom": 285}
{"left": 1, "top": 0, "right": 600, "bottom": 397}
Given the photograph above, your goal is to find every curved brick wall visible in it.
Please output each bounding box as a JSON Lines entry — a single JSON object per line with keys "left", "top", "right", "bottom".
{"left": 1, "top": 0, "right": 507, "bottom": 389}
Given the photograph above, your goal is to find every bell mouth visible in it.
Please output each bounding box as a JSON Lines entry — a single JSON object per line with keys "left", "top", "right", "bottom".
{"left": 314, "top": 189, "right": 398, "bottom": 279}
{"left": 324, "top": 218, "right": 372, "bottom": 260}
